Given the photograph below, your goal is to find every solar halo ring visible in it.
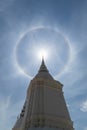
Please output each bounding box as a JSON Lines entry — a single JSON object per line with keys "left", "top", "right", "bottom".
{"left": 14, "top": 26, "right": 74, "bottom": 79}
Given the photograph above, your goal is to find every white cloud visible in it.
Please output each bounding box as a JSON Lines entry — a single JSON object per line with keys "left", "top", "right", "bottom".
{"left": 80, "top": 100, "right": 87, "bottom": 112}
{"left": 84, "top": 127, "right": 87, "bottom": 130}
{"left": 0, "top": 95, "right": 24, "bottom": 130}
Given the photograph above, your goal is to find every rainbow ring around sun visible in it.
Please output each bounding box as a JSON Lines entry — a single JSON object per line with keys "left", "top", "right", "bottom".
{"left": 14, "top": 26, "right": 74, "bottom": 79}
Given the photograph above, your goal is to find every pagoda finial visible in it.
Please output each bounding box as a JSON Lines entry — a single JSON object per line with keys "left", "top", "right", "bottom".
{"left": 42, "top": 55, "right": 45, "bottom": 64}
{"left": 38, "top": 56, "right": 48, "bottom": 72}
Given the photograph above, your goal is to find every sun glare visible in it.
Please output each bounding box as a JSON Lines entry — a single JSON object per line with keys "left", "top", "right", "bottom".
{"left": 38, "top": 49, "right": 48, "bottom": 61}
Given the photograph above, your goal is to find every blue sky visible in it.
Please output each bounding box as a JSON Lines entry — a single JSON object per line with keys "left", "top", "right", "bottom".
{"left": 0, "top": 0, "right": 87, "bottom": 130}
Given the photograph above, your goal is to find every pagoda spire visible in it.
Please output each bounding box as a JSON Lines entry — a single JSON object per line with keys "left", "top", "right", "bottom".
{"left": 34, "top": 56, "right": 53, "bottom": 80}
{"left": 38, "top": 56, "right": 48, "bottom": 72}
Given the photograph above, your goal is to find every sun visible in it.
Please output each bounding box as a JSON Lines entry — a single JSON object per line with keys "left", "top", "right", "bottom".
{"left": 37, "top": 49, "right": 48, "bottom": 61}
